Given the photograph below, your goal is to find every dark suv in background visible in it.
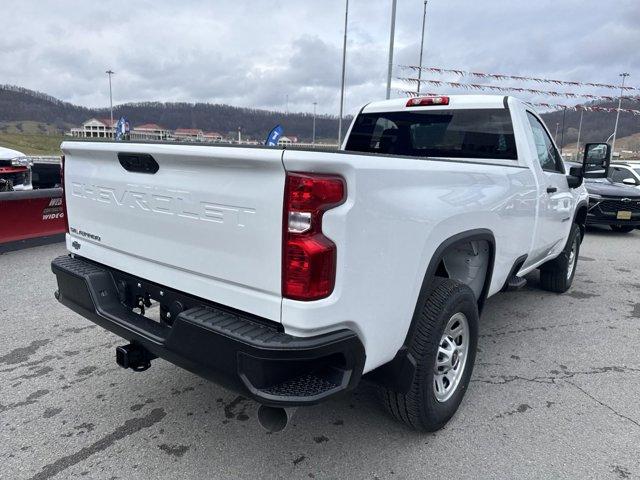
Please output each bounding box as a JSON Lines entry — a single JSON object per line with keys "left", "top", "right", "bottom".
{"left": 566, "top": 160, "right": 640, "bottom": 233}
{"left": 585, "top": 178, "right": 640, "bottom": 232}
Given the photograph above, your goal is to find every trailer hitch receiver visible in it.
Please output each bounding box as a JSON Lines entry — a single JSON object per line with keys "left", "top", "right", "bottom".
{"left": 115, "top": 343, "right": 156, "bottom": 372}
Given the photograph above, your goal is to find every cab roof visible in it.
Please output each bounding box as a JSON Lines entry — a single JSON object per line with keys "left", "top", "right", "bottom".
{"left": 362, "top": 94, "right": 513, "bottom": 114}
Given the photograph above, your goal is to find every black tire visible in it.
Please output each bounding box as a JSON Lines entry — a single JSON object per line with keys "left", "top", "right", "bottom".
{"left": 380, "top": 278, "right": 479, "bottom": 432}
{"left": 539, "top": 223, "right": 580, "bottom": 293}
{"left": 610, "top": 225, "right": 635, "bottom": 233}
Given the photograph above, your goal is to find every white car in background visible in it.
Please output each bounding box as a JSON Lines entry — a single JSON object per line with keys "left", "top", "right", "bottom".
{"left": 610, "top": 162, "right": 640, "bottom": 189}
{"left": 0, "top": 146, "right": 33, "bottom": 191}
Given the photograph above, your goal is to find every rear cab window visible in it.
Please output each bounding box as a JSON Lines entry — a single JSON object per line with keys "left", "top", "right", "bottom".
{"left": 345, "top": 108, "right": 518, "bottom": 161}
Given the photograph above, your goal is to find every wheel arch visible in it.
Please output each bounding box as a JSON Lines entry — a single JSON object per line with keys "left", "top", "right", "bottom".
{"left": 573, "top": 201, "right": 588, "bottom": 240}
{"left": 420, "top": 229, "right": 496, "bottom": 314}
{"left": 365, "top": 228, "right": 496, "bottom": 392}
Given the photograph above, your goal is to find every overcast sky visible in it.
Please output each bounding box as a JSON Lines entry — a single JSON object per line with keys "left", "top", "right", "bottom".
{"left": 1, "top": 0, "right": 638, "bottom": 115}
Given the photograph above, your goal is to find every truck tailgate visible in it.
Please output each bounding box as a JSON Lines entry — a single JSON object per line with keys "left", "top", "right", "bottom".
{"left": 61, "top": 142, "right": 285, "bottom": 321}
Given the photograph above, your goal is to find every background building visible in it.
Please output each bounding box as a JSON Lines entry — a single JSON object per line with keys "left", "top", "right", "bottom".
{"left": 70, "top": 118, "right": 116, "bottom": 138}
{"left": 173, "top": 128, "right": 204, "bottom": 142}
{"left": 203, "top": 132, "right": 224, "bottom": 142}
{"left": 130, "top": 123, "right": 171, "bottom": 141}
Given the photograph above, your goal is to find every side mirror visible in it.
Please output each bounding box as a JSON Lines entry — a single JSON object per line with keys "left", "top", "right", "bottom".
{"left": 567, "top": 166, "right": 583, "bottom": 188}
{"left": 583, "top": 142, "right": 611, "bottom": 178}
{"left": 622, "top": 178, "right": 637, "bottom": 186}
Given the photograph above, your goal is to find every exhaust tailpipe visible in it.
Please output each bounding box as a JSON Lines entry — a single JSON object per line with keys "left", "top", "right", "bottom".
{"left": 257, "top": 405, "right": 297, "bottom": 433}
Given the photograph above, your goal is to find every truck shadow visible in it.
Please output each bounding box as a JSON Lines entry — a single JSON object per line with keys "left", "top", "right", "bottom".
{"left": 123, "top": 269, "right": 557, "bottom": 446}
{"left": 24, "top": 242, "right": 626, "bottom": 479}
{"left": 585, "top": 225, "right": 639, "bottom": 237}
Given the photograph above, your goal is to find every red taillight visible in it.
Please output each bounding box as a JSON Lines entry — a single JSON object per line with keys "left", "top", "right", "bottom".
{"left": 283, "top": 173, "right": 346, "bottom": 301}
{"left": 60, "top": 155, "right": 69, "bottom": 233}
{"left": 406, "top": 96, "right": 450, "bottom": 107}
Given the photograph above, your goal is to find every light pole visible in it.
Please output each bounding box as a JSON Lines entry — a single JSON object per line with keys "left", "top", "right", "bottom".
{"left": 611, "top": 72, "right": 630, "bottom": 158}
{"left": 416, "top": 1, "right": 428, "bottom": 94}
{"left": 386, "top": 0, "right": 398, "bottom": 99}
{"left": 338, "top": 0, "right": 349, "bottom": 145}
{"left": 560, "top": 107, "right": 567, "bottom": 155}
{"left": 106, "top": 70, "right": 114, "bottom": 137}
{"left": 312, "top": 102, "right": 317, "bottom": 146}
{"left": 575, "top": 108, "right": 584, "bottom": 160}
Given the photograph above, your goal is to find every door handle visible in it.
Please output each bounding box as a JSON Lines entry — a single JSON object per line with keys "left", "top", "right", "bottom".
{"left": 118, "top": 153, "right": 159, "bottom": 174}
{"left": 546, "top": 186, "right": 558, "bottom": 194}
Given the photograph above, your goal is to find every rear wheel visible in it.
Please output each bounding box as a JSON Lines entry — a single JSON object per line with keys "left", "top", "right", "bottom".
{"left": 610, "top": 225, "right": 635, "bottom": 233}
{"left": 380, "top": 278, "right": 478, "bottom": 432}
{"left": 539, "top": 223, "right": 580, "bottom": 293}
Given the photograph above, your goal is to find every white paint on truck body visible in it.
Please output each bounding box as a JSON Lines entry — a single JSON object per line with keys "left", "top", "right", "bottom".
{"left": 281, "top": 149, "right": 538, "bottom": 370}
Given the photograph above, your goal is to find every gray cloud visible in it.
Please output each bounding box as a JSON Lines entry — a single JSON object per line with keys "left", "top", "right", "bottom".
{"left": 0, "top": 0, "right": 637, "bottom": 116}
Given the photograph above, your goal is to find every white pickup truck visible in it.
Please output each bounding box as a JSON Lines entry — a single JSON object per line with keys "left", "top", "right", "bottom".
{"left": 52, "top": 95, "right": 609, "bottom": 432}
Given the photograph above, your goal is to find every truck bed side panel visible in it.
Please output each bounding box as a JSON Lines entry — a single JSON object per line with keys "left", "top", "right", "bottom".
{"left": 281, "top": 150, "right": 537, "bottom": 372}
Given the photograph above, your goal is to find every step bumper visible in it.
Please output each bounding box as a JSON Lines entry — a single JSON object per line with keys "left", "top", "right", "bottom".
{"left": 51, "top": 255, "right": 365, "bottom": 407}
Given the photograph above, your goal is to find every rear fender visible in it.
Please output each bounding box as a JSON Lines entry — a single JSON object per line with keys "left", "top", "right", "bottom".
{"left": 366, "top": 229, "right": 495, "bottom": 392}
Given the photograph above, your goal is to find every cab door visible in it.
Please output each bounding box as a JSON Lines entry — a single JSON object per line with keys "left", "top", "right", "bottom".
{"left": 525, "top": 111, "right": 574, "bottom": 261}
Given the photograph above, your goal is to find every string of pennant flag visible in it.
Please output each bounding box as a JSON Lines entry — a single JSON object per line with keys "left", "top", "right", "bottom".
{"left": 398, "top": 77, "right": 626, "bottom": 101}
{"left": 398, "top": 65, "right": 638, "bottom": 92}
{"left": 397, "top": 90, "right": 640, "bottom": 116}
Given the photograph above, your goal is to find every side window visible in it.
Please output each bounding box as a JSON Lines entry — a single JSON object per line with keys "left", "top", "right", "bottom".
{"left": 610, "top": 167, "right": 635, "bottom": 184}
{"left": 526, "top": 112, "right": 564, "bottom": 173}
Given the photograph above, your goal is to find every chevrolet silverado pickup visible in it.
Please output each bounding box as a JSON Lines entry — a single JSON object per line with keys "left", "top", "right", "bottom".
{"left": 52, "top": 95, "right": 608, "bottom": 432}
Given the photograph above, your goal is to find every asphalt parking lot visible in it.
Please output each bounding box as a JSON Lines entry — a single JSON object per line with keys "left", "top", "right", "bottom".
{"left": 2, "top": 228, "right": 639, "bottom": 480}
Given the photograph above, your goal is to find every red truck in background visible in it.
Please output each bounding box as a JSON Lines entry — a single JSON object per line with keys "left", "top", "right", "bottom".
{"left": 0, "top": 148, "right": 65, "bottom": 251}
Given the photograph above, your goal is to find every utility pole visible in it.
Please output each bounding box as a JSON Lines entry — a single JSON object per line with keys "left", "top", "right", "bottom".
{"left": 312, "top": 102, "right": 317, "bottom": 146}
{"left": 106, "top": 70, "right": 114, "bottom": 137}
{"left": 338, "top": 0, "right": 349, "bottom": 145}
{"left": 575, "top": 108, "right": 584, "bottom": 161}
{"left": 386, "top": 0, "right": 398, "bottom": 99}
{"left": 560, "top": 107, "right": 567, "bottom": 155}
{"left": 554, "top": 122, "right": 560, "bottom": 144}
{"left": 417, "top": 1, "right": 428, "bottom": 94}
{"left": 611, "top": 72, "right": 630, "bottom": 158}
